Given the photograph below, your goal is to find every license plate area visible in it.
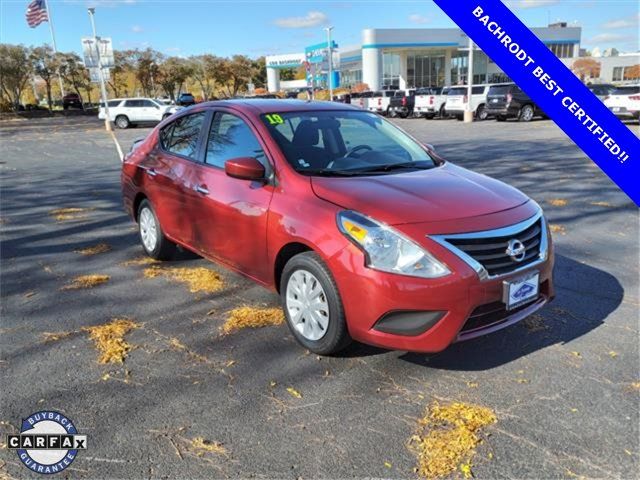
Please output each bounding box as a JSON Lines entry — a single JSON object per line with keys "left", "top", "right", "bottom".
{"left": 502, "top": 272, "right": 539, "bottom": 310}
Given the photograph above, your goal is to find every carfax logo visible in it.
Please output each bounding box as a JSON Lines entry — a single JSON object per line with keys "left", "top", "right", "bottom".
{"left": 6, "top": 411, "right": 87, "bottom": 474}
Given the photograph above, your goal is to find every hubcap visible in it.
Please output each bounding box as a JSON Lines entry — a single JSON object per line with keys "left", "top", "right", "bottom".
{"left": 285, "top": 270, "right": 329, "bottom": 341}
{"left": 139, "top": 207, "right": 158, "bottom": 252}
{"left": 523, "top": 107, "right": 533, "bottom": 121}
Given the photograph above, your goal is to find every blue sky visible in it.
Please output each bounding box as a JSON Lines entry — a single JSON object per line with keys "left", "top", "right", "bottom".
{"left": 0, "top": 0, "right": 638, "bottom": 57}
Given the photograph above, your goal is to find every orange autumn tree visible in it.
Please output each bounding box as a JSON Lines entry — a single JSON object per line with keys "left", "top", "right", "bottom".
{"left": 571, "top": 58, "right": 601, "bottom": 81}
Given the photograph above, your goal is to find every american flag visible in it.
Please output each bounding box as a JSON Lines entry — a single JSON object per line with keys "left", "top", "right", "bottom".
{"left": 26, "top": 0, "right": 48, "bottom": 28}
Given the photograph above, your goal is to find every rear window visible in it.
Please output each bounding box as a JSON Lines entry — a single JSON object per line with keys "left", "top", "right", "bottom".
{"left": 612, "top": 86, "right": 640, "bottom": 95}
{"left": 488, "top": 85, "right": 513, "bottom": 95}
{"left": 448, "top": 88, "right": 467, "bottom": 96}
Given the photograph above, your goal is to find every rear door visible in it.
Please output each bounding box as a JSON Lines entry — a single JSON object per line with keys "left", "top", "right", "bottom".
{"left": 187, "top": 109, "right": 275, "bottom": 282}
{"left": 123, "top": 99, "right": 143, "bottom": 121}
{"left": 141, "top": 111, "right": 209, "bottom": 245}
{"left": 139, "top": 99, "right": 161, "bottom": 121}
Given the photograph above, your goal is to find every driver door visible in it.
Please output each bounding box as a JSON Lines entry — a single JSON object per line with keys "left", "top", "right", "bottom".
{"left": 187, "top": 109, "right": 275, "bottom": 283}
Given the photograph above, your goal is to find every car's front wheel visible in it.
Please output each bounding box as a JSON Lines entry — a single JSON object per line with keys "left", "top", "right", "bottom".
{"left": 115, "top": 115, "right": 130, "bottom": 129}
{"left": 281, "top": 252, "right": 351, "bottom": 355}
{"left": 137, "top": 200, "right": 176, "bottom": 260}
{"left": 476, "top": 105, "right": 488, "bottom": 120}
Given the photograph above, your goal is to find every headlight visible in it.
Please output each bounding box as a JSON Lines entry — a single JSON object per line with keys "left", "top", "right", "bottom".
{"left": 337, "top": 210, "right": 450, "bottom": 279}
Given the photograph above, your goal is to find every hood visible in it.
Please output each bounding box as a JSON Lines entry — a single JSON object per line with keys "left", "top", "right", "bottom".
{"left": 311, "top": 163, "right": 529, "bottom": 225}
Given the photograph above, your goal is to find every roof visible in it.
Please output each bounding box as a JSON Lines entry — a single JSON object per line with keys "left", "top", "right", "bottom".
{"left": 196, "top": 99, "right": 359, "bottom": 114}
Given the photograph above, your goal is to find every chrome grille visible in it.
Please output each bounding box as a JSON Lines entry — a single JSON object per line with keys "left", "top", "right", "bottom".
{"left": 430, "top": 211, "right": 548, "bottom": 280}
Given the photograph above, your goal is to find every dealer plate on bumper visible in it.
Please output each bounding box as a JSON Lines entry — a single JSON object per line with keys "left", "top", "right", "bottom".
{"left": 503, "top": 272, "right": 539, "bottom": 310}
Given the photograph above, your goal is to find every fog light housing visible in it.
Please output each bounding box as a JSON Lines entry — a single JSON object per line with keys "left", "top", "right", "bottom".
{"left": 373, "top": 310, "right": 445, "bottom": 336}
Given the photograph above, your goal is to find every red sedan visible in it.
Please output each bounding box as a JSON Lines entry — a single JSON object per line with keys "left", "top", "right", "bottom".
{"left": 121, "top": 100, "right": 554, "bottom": 355}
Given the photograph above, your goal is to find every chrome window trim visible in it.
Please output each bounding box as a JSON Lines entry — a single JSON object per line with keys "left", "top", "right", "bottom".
{"left": 429, "top": 209, "right": 548, "bottom": 281}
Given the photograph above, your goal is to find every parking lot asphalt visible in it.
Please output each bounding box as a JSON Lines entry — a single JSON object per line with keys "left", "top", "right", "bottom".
{"left": 1, "top": 114, "right": 638, "bottom": 479}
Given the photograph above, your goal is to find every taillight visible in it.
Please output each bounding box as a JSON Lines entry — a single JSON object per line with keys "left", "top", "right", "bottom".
{"left": 506, "top": 93, "right": 512, "bottom": 103}
{"left": 378, "top": 98, "right": 382, "bottom": 106}
{"left": 604, "top": 95, "right": 610, "bottom": 101}
{"left": 463, "top": 95, "right": 468, "bottom": 103}
{"left": 630, "top": 95, "right": 640, "bottom": 101}
{"left": 430, "top": 96, "right": 434, "bottom": 105}
{"left": 402, "top": 96, "right": 407, "bottom": 106}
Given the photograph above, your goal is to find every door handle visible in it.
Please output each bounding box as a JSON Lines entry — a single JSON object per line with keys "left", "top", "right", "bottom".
{"left": 194, "top": 185, "right": 209, "bottom": 195}
{"left": 145, "top": 168, "right": 157, "bottom": 177}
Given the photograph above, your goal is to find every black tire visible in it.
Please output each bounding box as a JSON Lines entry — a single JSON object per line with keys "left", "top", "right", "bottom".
{"left": 425, "top": 113, "right": 435, "bottom": 120}
{"left": 280, "top": 252, "right": 351, "bottom": 355}
{"left": 476, "top": 104, "right": 488, "bottom": 121}
{"left": 518, "top": 104, "right": 534, "bottom": 122}
{"left": 137, "top": 200, "right": 176, "bottom": 260}
{"left": 115, "top": 115, "right": 130, "bottom": 129}
{"left": 439, "top": 105, "right": 446, "bottom": 118}
{"left": 456, "top": 114, "right": 464, "bottom": 121}
{"left": 496, "top": 115, "right": 507, "bottom": 122}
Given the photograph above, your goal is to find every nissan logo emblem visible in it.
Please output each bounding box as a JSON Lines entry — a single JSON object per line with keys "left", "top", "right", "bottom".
{"left": 506, "top": 239, "right": 526, "bottom": 262}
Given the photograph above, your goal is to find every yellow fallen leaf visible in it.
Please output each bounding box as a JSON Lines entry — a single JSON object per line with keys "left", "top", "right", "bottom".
{"left": 550, "top": 224, "right": 566, "bottom": 235}
{"left": 570, "top": 408, "right": 578, "bottom": 413}
{"left": 384, "top": 462, "right": 392, "bottom": 468}
{"left": 548, "top": 199, "right": 568, "bottom": 207}
{"left": 286, "top": 387, "right": 302, "bottom": 399}
{"left": 570, "top": 351, "right": 582, "bottom": 358}
{"left": 269, "top": 380, "right": 277, "bottom": 387}
{"left": 608, "top": 351, "right": 618, "bottom": 358}
{"left": 221, "top": 306, "right": 284, "bottom": 334}
{"left": 460, "top": 463, "right": 473, "bottom": 478}
{"left": 467, "top": 381, "right": 478, "bottom": 388}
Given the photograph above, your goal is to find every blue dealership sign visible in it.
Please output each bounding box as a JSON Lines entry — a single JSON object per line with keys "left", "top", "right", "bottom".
{"left": 433, "top": 0, "right": 640, "bottom": 206}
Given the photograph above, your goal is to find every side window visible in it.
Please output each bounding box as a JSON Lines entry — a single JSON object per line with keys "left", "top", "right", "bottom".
{"left": 205, "top": 112, "right": 266, "bottom": 168}
{"left": 161, "top": 112, "right": 206, "bottom": 159}
{"left": 141, "top": 100, "right": 157, "bottom": 108}
{"left": 472, "top": 86, "right": 484, "bottom": 95}
{"left": 125, "top": 100, "right": 142, "bottom": 108}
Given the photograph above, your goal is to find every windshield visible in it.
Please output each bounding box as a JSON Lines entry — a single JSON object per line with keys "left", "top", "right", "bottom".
{"left": 488, "top": 85, "right": 513, "bottom": 95}
{"left": 448, "top": 88, "right": 467, "bottom": 96}
{"left": 612, "top": 86, "right": 640, "bottom": 95}
{"left": 261, "top": 111, "right": 437, "bottom": 177}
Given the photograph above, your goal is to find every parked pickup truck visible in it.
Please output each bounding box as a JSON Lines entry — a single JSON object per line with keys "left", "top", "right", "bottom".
{"left": 350, "top": 91, "right": 373, "bottom": 110}
{"left": 388, "top": 89, "right": 416, "bottom": 118}
{"left": 367, "top": 90, "right": 397, "bottom": 115}
{"left": 414, "top": 87, "right": 449, "bottom": 119}
{"left": 484, "top": 83, "right": 545, "bottom": 122}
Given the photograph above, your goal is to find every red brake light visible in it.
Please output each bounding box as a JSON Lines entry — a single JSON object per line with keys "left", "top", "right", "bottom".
{"left": 463, "top": 95, "right": 468, "bottom": 103}
{"left": 378, "top": 98, "right": 382, "bottom": 105}
{"left": 402, "top": 96, "right": 407, "bottom": 106}
{"left": 604, "top": 95, "right": 610, "bottom": 101}
{"left": 430, "top": 96, "right": 434, "bottom": 105}
{"left": 630, "top": 95, "right": 640, "bottom": 101}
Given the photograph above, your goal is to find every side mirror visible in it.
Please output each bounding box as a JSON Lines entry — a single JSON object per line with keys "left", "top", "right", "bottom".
{"left": 424, "top": 143, "right": 436, "bottom": 152}
{"left": 224, "top": 157, "right": 265, "bottom": 181}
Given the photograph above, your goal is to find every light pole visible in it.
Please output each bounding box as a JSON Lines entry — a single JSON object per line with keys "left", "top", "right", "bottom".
{"left": 325, "top": 26, "right": 334, "bottom": 102}
{"left": 87, "top": 7, "right": 112, "bottom": 132}
{"left": 464, "top": 36, "right": 474, "bottom": 123}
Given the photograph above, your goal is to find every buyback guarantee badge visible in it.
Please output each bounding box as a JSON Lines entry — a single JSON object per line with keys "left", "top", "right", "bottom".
{"left": 6, "top": 411, "right": 87, "bottom": 474}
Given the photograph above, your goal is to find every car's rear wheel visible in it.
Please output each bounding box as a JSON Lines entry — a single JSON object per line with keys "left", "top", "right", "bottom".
{"left": 519, "top": 104, "right": 534, "bottom": 122}
{"left": 137, "top": 200, "right": 176, "bottom": 260}
{"left": 115, "top": 115, "right": 130, "bottom": 129}
{"left": 476, "top": 105, "right": 488, "bottom": 120}
{"left": 425, "top": 113, "right": 435, "bottom": 120}
{"left": 281, "top": 252, "right": 351, "bottom": 355}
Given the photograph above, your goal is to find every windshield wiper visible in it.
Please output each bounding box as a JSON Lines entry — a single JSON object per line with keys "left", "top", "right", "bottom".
{"left": 298, "top": 169, "right": 367, "bottom": 177}
{"left": 350, "top": 161, "right": 433, "bottom": 173}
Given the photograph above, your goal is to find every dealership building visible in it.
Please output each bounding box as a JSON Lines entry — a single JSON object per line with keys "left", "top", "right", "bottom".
{"left": 266, "top": 23, "right": 639, "bottom": 92}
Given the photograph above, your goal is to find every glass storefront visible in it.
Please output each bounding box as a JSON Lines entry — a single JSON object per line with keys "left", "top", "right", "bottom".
{"left": 407, "top": 50, "right": 445, "bottom": 88}
{"left": 341, "top": 68, "right": 362, "bottom": 87}
{"left": 450, "top": 51, "right": 468, "bottom": 85}
{"left": 382, "top": 52, "right": 401, "bottom": 88}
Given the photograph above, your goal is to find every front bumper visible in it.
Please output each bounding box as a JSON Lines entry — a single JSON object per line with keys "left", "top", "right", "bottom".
{"left": 609, "top": 107, "right": 639, "bottom": 119}
{"left": 327, "top": 205, "right": 554, "bottom": 353}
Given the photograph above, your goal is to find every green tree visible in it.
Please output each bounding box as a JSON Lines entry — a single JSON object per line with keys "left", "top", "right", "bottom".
{"left": 30, "top": 45, "right": 60, "bottom": 110}
{"left": 109, "top": 49, "right": 136, "bottom": 98}
{"left": 134, "top": 48, "right": 161, "bottom": 97}
{"left": 57, "top": 52, "right": 90, "bottom": 107}
{"left": 216, "top": 55, "right": 254, "bottom": 98}
{"left": 0, "top": 44, "right": 33, "bottom": 110}
{"left": 156, "top": 56, "right": 193, "bottom": 101}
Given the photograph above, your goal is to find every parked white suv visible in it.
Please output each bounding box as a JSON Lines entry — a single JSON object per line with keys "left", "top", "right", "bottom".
{"left": 98, "top": 98, "right": 182, "bottom": 129}
{"left": 445, "top": 84, "right": 511, "bottom": 121}
{"left": 604, "top": 85, "right": 640, "bottom": 121}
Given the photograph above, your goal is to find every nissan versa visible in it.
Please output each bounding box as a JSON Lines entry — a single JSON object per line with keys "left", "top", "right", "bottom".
{"left": 121, "top": 100, "right": 554, "bottom": 355}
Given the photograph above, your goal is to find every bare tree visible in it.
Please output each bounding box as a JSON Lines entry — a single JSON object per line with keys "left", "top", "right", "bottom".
{"left": 30, "top": 45, "right": 60, "bottom": 110}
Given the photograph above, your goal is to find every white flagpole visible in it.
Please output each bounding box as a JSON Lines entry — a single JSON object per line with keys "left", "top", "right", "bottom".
{"left": 43, "top": 0, "right": 66, "bottom": 98}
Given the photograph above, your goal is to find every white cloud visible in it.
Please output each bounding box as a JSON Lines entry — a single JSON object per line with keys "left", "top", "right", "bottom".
{"left": 273, "top": 11, "right": 328, "bottom": 29}
{"left": 588, "top": 32, "right": 636, "bottom": 43}
{"left": 508, "top": 0, "right": 559, "bottom": 9}
{"left": 131, "top": 25, "right": 143, "bottom": 33}
{"left": 408, "top": 14, "right": 430, "bottom": 25}
{"left": 602, "top": 13, "right": 640, "bottom": 29}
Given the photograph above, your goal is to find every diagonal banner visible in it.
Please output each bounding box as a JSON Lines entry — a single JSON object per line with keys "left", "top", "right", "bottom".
{"left": 433, "top": 0, "right": 640, "bottom": 206}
